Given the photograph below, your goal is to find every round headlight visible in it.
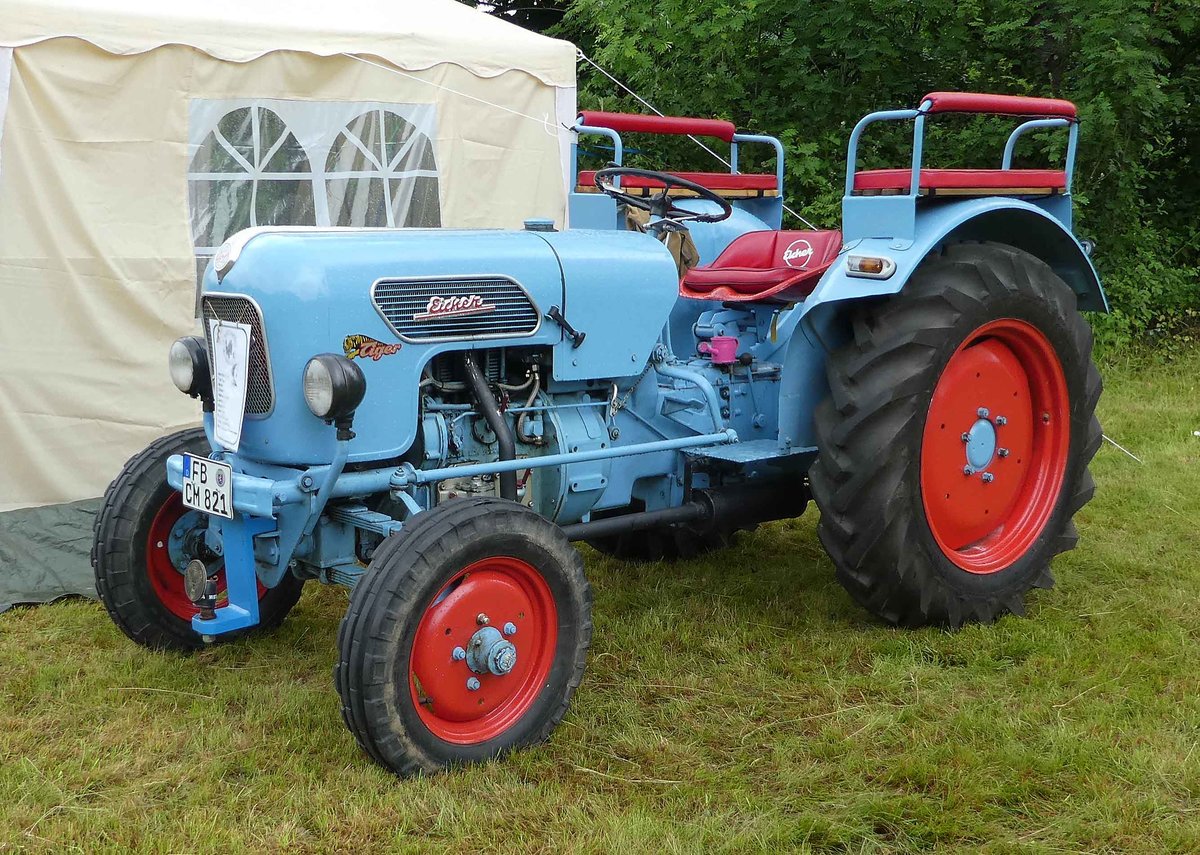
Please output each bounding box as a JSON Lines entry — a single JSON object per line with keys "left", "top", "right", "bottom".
{"left": 303, "top": 354, "right": 366, "bottom": 421}
{"left": 169, "top": 336, "right": 211, "bottom": 399}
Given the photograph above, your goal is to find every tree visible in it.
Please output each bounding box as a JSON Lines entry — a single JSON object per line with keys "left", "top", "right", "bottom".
{"left": 555, "top": 0, "right": 1199, "bottom": 343}
{"left": 475, "top": 0, "right": 572, "bottom": 34}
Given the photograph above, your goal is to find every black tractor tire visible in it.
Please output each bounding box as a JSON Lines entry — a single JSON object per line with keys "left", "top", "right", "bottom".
{"left": 92, "top": 428, "right": 304, "bottom": 651}
{"left": 810, "top": 243, "right": 1101, "bottom": 627}
{"left": 336, "top": 497, "right": 591, "bottom": 776}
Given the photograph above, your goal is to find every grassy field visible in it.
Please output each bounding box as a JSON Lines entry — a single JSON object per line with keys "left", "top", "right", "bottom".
{"left": 2, "top": 348, "right": 1199, "bottom": 853}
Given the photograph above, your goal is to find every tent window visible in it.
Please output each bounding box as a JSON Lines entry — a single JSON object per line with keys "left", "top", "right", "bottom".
{"left": 187, "top": 100, "right": 442, "bottom": 285}
{"left": 188, "top": 106, "right": 315, "bottom": 259}
{"left": 326, "top": 109, "right": 442, "bottom": 228}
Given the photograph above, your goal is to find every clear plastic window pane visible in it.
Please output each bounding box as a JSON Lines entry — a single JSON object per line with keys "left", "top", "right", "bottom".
{"left": 188, "top": 100, "right": 441, "bottom": 285}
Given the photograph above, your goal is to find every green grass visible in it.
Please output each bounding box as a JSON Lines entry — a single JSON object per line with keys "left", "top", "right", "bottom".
{"left": 3, "top": 349, "right": 1200, "bottom": 853}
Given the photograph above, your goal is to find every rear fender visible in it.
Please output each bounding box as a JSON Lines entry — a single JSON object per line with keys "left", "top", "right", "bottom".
{"left": 776, "top": 198, "right": 1106, "bottom": 450}
{"left": 799, "top": 197, "right": 1107, "bottom": 322}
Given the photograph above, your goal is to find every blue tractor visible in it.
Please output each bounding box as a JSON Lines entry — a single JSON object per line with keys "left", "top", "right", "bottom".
{"left": 93, "top": 92, "right": 1104, "bottom": 775}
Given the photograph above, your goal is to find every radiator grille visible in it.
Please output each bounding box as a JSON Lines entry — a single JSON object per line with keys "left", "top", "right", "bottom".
{"left": 201, "top": 295, "right": 274, "bottom": 416}
{"left": 372, "top": 276, "right": 540, "bottom": 342}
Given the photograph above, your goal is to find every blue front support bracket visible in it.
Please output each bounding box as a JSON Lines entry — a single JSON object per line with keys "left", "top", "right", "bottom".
{"left": 169, "top": 436, "right": 353, "bottom": 637}
{"left": 193, "top": 513, "right": 275, "bottom": 636}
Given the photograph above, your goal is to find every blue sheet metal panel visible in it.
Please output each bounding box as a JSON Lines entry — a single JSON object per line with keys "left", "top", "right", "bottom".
{"left": 800, "top": 197, "right": 1106, "bottom": 321}
{"left": 686, "top": 438, "right": 814, "bottom": 462}
{"left": 204, "top": 229, "right": 566, "bottom": 468}
{"left": 533, "top": 229, "right": 682, "bottom": 382}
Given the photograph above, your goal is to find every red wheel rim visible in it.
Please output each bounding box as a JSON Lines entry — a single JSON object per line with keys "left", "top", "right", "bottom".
{"left": 145, "top": 494, "right": 265, "bottom": 621}
{"left": 920, "top": 319, "right": 1070, "bottom": 574}
{"left": 409, "top": 556, "right": 558, "bottom": 745}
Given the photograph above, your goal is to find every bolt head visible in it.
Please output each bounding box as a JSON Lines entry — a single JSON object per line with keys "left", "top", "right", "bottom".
{"left": 981, "top": 472, "right": 995, "bottom": 483}
{"left": 476, "top": 613, "right": 490, "bottom": 626}
{"left": 963, "top": 465, "right": 974, "bottom": 475}
{"left": 998, "top": 448, "right": 1010, "bottom": 458}
{"left": 1042, "top": 412, "right": 1051, "bottom": 423}
{"left": 466, "top": 677, "right": 481, "bottom": 691}
{"left": 995, "top": 416, "right": 1007, "bottom": 426}
{"left": 503, "top": 622, "right": 517, "bottom": 637}
{"left": 961, "top": 432, "right": 970, "bottom": 442}
{"left": 977, "top": 407, "right": 990, "bottom": 418}
{"left": 451, "top": 646, "right": 466, "bottom": 661}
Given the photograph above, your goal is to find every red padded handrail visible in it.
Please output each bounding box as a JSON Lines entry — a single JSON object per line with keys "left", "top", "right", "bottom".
{"left": 921, "top": 92, "right": 1077, "bottom": 120}
{"left": 576, "top": 111, "right": 737, "bottom": 142}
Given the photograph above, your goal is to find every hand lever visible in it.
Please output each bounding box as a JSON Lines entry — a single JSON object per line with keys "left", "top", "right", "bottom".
{"left": 547, "top": 306, "right": 586, "bottom": 348}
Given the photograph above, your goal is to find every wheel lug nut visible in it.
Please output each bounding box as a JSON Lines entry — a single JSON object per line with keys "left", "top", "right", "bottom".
{"left": 981, "top": 472, "right": 994, "bottom": 483}
{"left": 476, "top": 613, "right": 490, "bottom": 626}
{"left": 963, "top": 466, "right": 974, "bottom": 476}
{"left": 977, "top": 407, "right": 989, "bottom": 418}
{"left": 451, "top": 646, "right": 466, "bottom": 661}
{"left": 998, "top": 448, "right": 1009, "bottom": 458}
{"left": 503, "top": 622, "right": 517, "bottom": 636}
{"left": 995, "top": 416, "right": 1007, "bottom": 426}
{"left": 961, "top": 432, "right": 970, "bottom": 442}
{"left": 466, "top": 677, "right": 481, "bottom": 691}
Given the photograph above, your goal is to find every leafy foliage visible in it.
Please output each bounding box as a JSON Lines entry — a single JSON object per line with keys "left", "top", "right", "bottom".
{"left": 548, "top": 0, "right": 1199, "bottom": 346}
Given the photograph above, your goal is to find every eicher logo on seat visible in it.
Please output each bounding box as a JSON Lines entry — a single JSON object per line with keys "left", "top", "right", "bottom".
{"left": 782, "top": 239, "right": 814, "bottom": 269}
{"left": 413, "top": 294, "right": 497, "bottom": 322}
{"left": 344, "top": 334, "right": 401, "bottom": 361}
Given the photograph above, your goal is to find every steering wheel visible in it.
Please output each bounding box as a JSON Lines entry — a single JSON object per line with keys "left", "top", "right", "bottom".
{"left": 594, "top": 167, "right": 733, "bottom": 225}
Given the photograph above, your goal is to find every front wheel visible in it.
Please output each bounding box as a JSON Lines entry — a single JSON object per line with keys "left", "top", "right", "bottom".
{"left": 335, "top": 497, "right": 591, "bottom": 776}
{"left": 810, "top": 243, "right": 1102, "bottom": 627}
{"left": 92, "top": 428, "right": 304, "bottom": 651}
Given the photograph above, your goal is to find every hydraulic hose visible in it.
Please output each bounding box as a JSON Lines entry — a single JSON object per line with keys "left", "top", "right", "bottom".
{"left": 460, "top": 352, "right": 518, "bottom": 500}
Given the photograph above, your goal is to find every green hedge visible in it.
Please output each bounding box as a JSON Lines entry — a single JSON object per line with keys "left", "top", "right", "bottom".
{"left": 554, "top": 0, "right": 1199, "bottom": 347}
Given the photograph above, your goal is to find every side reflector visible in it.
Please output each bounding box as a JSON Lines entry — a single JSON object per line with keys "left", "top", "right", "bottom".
{"left": 845, "top": 254, "right": 896, "bottom": 279}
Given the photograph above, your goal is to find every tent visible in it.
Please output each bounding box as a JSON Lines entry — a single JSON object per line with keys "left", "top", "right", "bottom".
{"left": 0, "top": 0, "right": 577, "bottom": 611}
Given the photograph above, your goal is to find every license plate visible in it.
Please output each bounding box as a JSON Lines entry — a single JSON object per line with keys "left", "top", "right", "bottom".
{"left": 181, "top": 453, "right": 233, "bottom": 519}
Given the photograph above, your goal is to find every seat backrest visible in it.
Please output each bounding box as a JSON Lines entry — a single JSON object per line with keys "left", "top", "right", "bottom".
{"left": 712, "top": 229, "right": 842, "bottom": 272}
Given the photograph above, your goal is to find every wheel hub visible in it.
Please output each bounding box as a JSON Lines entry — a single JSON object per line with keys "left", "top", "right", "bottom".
{"left": 964, "top": 417, "right": 997, "bottom": 471}
{"left": 466, "top": 626, "right": 518, "bottom": 676}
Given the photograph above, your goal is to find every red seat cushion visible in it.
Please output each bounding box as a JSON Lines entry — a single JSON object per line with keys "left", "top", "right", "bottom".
{"left": 853, "top": 168, "right": 1067, "bottom": 194}
{"left": 577, "top": 170, "right": 777, "bottom": 192}
{"left": 680, "top": 230, "right": 842, "bottom": 303}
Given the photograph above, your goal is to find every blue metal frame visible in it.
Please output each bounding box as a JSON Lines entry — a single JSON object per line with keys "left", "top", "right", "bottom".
{"left": 569, "top": 121, "right": 787, "bottom": 232}
{"left": 1002, "top": 118, "right": 1078, "bottom": 192}
{"left": 841, "top": 101, "right": 1080, "bottom": 243}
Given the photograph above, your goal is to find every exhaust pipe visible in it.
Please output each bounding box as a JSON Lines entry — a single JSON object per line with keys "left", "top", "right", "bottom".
{"left": 560, "top": 483, "right": 807, "bottom": 542}
{"left": 460, "top": 352, "right": 518, "bottom": 501}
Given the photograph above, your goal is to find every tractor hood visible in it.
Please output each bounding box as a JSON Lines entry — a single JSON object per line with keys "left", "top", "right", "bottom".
{"left": 198, "top": 226, "right": 678, "bottom": 467}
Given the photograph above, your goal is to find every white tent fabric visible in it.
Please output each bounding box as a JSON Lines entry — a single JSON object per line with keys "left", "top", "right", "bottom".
{"left": 0, "top": 1, "right": 577, "bottom": 610}
{"left": 0, "top": 0, "right": 576, "bottom": 86}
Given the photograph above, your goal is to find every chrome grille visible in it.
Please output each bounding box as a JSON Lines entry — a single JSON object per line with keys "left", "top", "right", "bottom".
{"left": 201, "top": 295, "right": 274, "bottom": 416}
{"left": 372, "top": 276, "right": 540, "bottom": 342}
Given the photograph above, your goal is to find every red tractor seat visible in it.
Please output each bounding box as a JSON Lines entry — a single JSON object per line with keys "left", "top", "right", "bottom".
{"left": 853, "top": 168, "right": 1067, "bottom": 196}
{"left": 576, "top": 170, "right": 778, "bottom": 198}
{"left": 681, "top": 230, "right": 842, "bottom": 303}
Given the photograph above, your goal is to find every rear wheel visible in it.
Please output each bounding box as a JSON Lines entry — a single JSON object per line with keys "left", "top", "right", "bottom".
{"left": 810, "top": 243, "right": 1101, "bottom": 627}
{"left": 92, "top": 428, "right": 304, "bottom": 651}
{"left": 336, "top": 497, "right": 591, "bottom": 775}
